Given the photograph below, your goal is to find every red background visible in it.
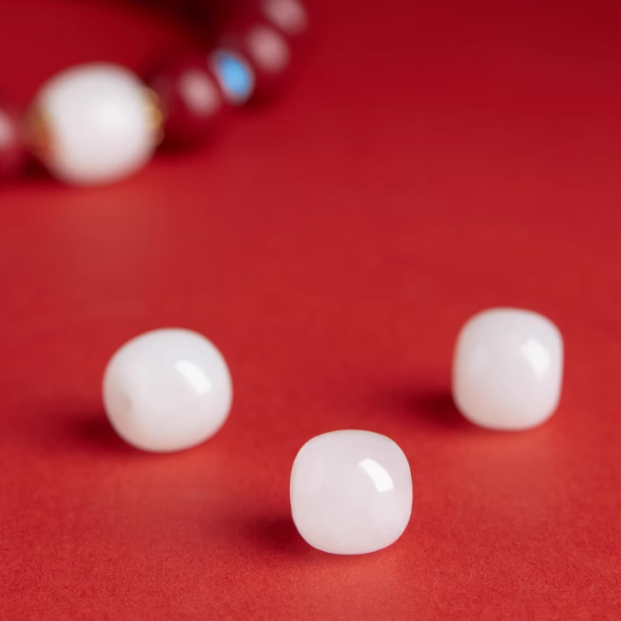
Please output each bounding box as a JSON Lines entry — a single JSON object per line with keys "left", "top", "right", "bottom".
{"left": 1, "top": 0, "right": 621, "bottom": 618}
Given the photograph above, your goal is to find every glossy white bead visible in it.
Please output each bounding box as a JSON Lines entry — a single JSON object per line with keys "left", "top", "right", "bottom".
{"left": 32, "top": 63, "right": 158, "bottom": 185}
{"left": 103, "top": 329, "right": 232, "bottom": 452}
{"left": 290, "top": 430, "right": 413, "bottom": 555}
{"left": 452, "top": 308, "right": 563, "bottom": 431}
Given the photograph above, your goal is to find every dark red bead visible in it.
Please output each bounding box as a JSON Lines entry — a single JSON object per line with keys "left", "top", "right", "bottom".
{"left": 192, "top": 0, "right": 253, "bottom": 38}
{"left": 0, "top": 95, "right": 26, "bottom": 180}
{"left": 255, "top": 0, "right": 310, "bottom": 47}
{"left": 217, "top": 4, "right": 306, "bottom": 101}
{"left": 147, "top": 54, "right": 228, "bottom": 148}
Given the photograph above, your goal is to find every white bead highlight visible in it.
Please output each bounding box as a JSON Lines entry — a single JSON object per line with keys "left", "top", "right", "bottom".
{"left": 290, "top": 430, "right": 412, "bottom": 555}
{"left": 246, "top": 25, "right": 290, "bottom": 74}
{"left": 32, "top": 63, "right": 158, "bottom": 185}
{"left": 178, "top": 70, "right": 221, "bottom": 118}
{"left": 452, "top": 308, "right": 563, "bottom": 431}
{"left": 103, "top": 329, "right": 232, "bottom": 452}
{"left": 262, "top": 0, "right": 309, "bottom": 36}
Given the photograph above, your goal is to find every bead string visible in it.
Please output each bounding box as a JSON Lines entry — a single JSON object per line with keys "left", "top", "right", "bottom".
{"left": 0, "top": 0, "right": 309, "bottom": 186}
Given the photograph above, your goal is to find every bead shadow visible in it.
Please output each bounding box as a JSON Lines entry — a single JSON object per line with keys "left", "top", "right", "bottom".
{"left": 29, "top": 403, "right": 138, "bottom": 457}
{"left": 21, "top": 156, "right": 55, "bottom": 185}
{"left": 239, "top": 514, "right": 406, "bottom": 564}
{"left": 371, "top": 384, "right": 473, "bottom": 432}
{"left": 249, "top": 515, "right": 309, "bottom": 556}
{"left": 71, "top": 413, "right": 136, "bottom": 455}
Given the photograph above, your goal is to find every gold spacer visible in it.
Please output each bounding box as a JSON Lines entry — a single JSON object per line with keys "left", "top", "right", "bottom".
{"left": 143, "top": 87, "right": 165, "bottom": 146}
{"left": 24, "top": 105, "right": 55, "bottom": 163}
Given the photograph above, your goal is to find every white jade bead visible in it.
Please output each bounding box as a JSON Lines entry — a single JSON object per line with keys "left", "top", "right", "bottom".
{"left": 33, "top": 63, "right": 158, "bottom": 185}
{"left": 103, "top": 329, "right": 232, "bottom": 452}
{"left": 290, "top": 430, "right": 413, "bottom": 555}
{"left": 452, "top": 308, "right": 563, "bottom": 431}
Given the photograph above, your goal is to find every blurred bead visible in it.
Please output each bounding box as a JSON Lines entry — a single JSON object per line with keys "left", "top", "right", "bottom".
{"left": 0, "top": 95, "right": 26, "bottom": 180}
{"left": 103, "top": 328, "right": 233, "bottom": 452}
{"left": 189, "top": 0, "right": 252, "bottom": 40}
{"left": 218, "top": 16, "right": 293, "bottom": 100}
{"left": 29, "top": 63, "right": 160, "bottom": 185}
{"left": 148, "top": 55, "right": 227, "bottom": 147}
{"left": 260, "top": 0, "right": 309, "bottom": 38}
{"left": 452, "top": 308, "right": 564, "bottom": 431}
{"left": 209, "top": 48, "right": 256, "bottom": 105}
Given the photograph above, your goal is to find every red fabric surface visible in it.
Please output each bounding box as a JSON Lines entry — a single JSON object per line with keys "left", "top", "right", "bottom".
{"left": 2, "top": 0, "right": 621, "bottom": 618}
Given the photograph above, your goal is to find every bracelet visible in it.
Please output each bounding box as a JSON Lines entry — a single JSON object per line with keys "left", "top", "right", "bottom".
{"left": 0, "top": 0, "right": 309, "bottom": 186}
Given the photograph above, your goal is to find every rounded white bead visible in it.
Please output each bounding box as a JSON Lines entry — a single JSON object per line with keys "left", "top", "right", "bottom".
{"left": 290, "top": 430, "right": 413, "bottom": 555}
{"left": 103, "top": 329, "right": 233, "bottom": 452}
{"left": 32, "top": 63, "right": 158, "bottom": 185}
{"left": 452, "top": 308, "right": 563, "bottom": 431}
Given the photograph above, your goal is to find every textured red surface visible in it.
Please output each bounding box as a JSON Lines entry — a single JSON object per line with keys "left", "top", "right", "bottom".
{"left": 1, "top": 0, "right": 621, "bottom": 619}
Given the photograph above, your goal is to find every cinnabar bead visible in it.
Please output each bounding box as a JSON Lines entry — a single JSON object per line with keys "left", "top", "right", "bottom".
{"left": 0, "top": 95, "right": 26, "bottom": 180}
{"left": 148, "top": 55, "right": 228, "bottom": 147}
{"left": 217, "top": 13, "right": 296, "bottom": 100}
{"left": 259, "top": 0, "right": 309, "bottom": 43}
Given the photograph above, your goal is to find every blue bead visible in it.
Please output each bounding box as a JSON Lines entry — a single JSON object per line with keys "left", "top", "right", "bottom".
{"left": 211, "top": 50, "right": 255, "bottom": 104}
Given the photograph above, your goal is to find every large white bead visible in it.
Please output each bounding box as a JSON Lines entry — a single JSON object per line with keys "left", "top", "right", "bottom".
{"left": 32, "top": 63, "right": 158, "bottom": 185}
{"left": 103, "top": 329, "right": 232, "bottom": 452}
{"left": 290, "top": 430, "right": 413, "bottom": 555}
{"left": 452, "top": 308, "right": 563, "bottom": 431}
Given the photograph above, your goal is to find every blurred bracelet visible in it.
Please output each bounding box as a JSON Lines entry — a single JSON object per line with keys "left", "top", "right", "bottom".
{"left": 0, "top": 0, "right": 309, "bottom": 186}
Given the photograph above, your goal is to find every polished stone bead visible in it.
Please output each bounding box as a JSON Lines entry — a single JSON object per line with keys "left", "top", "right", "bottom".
{"left": 261, "top": 0, "right": 309, "bottom": 38}
{"left": 452, "top": 308, "right": 563, "bottom": 430}
{"left": 291, "top": 430, "right": 413, "bottom": 554}
{"left": 209, "top": 48, "right": 256, "bottom": 105}
{"left": 148, "top": 54, "right": 227, "bottom": 147}
{"left": 217, "top": 16, "right": 294, "bottom": 100}
{"left": 103, "top": 329, "right": 233, "bottom": 452}
{"left": 30, "top": 63, "right": 160, "bottom": 185}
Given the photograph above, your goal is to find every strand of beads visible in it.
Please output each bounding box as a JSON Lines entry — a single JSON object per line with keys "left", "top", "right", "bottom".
{"left": 0, "top": 0, "right": 309, "bottom": 186}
